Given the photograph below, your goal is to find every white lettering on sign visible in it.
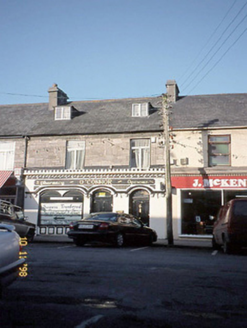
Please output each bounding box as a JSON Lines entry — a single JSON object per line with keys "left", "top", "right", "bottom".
{"left": 192, "top": 178, "right": 247, "bottom": 188}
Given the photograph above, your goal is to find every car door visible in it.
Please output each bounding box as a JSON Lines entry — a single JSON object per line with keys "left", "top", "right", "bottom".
{"left": 13, "top": 209, "right": 29, "bottom": 237}
{"left": 121, "top": 215, "right": 149, "bottom": 244}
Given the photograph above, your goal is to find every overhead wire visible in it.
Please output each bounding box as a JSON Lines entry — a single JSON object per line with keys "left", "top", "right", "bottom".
{"left": 180, "top": 0, "right": 247, "bottom": 95}
{"left": 184, "top": 8, "right": 247, "bottom": 92}
{"left": 187, "top": 26, "right": 247, "bottom": 95}
{"left": 178, "top": 0, "right": 238, "bottom": 84}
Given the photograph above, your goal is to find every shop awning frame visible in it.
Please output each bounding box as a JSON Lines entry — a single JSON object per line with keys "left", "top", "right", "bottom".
{"left": 0, "top": 171, "right": 13, "bottom": 188}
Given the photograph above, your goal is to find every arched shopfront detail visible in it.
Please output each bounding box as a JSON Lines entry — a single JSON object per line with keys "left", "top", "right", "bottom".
{"left": 91, "top": 189, "right": 113, "bottom": 213}
{"left": 39, "top": 189, "right": 84, "bottom": 234}
{"left": 129, "top": 189, "right": 150, "bottom": 226}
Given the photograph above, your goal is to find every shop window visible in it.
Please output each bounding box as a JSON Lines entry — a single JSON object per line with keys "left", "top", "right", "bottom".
{"left": 66, "top": 140, "right": 85, "bottom": 170}
{"left": 0, "top": 142, "right": 15, "bottom": 170}
{"left": 130, "top": 139, "right": 150, "bottom": 170}
{"left": 181, "top": 190, "right": 221, "bottom": 235}
{"left": 39, "top": 190, "right": 83, "bottom": 226}
{"left": 208, "top": 135, "right": 230, "bottom": 166}
{"left": 224, "top": 190, "right": 247, "bottom": 203}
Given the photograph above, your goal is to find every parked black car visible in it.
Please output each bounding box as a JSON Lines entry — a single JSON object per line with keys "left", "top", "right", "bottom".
{"left": 0, "top": 200, "right": 36, "bottom": 242}
{"left": 68, "top": 212, "right": 157, "bottom": 247}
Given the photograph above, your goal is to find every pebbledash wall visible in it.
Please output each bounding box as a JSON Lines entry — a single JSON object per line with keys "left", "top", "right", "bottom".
{"left": 23, "top": 168, "right": 167, "bottom": 238}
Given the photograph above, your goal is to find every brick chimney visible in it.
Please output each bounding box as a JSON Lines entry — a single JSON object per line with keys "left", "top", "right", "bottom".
{"left": 166, "top": 80, "right": 179, "bottom": 103}
{"left": 48, "top": 83, "right": 68, "bottom": 110}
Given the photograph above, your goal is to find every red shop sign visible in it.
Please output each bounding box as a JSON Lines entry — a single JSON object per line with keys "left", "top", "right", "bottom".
{"left": 171, "top": 176, "right": 247, "bottom": 189}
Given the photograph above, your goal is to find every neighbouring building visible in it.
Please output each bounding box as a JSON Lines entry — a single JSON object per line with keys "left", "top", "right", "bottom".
{"left": 1, "top": 80, "right": 247, "bottom": 240}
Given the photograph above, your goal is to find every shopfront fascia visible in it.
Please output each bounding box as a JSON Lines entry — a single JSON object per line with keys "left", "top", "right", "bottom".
{"left": 172, "top": 174, "right": 247, "bottom": 238}
{"left": 23, "top": 169, "right": 166, "bottom": 236}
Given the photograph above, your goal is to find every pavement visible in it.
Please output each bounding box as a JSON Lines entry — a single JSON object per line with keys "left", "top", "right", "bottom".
{"left": 33, "top": 234, "right": 212, "bottom": 249}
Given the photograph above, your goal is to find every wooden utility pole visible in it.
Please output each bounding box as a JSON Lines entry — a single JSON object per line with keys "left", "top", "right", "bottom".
{"left": 162, "top": 94, "right": 174, "bottom": 245}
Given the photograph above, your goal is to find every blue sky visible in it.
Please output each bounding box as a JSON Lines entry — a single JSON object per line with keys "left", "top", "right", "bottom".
{"left": 1, "top": 0, "right": 247, "bottom": 104}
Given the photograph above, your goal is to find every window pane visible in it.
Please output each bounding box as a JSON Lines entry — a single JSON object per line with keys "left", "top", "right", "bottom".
{"left": 209, "top": 155, "right": 229, "bottom": 166}
{"left": 140, "top": 103, "right": 148, "bottom": 116}
{"left": 209, "top": 144, "right": 229, "bottom": 155}
{"left": 132, "top": 104, "right": 140, "bottom": 117}
{"left": 55, "top": 108, "right": 62, "bottom": 119}
{"left": 209, "top": 136, "right": 230, "bottom": 143}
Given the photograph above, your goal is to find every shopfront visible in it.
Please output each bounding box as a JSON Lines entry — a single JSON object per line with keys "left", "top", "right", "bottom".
{"left": 172, "top": 175, "right": 247, "bottom": 237}
{"left": 24, "top": 169, "right": 166, "bottom": 237}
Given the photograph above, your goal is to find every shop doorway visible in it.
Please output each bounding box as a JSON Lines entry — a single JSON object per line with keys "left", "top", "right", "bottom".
{"left": 130, "top": 190, "right": 150, "bottom": 226}
{"left": 91, "top": 190, "right": 113, "bottom": 213}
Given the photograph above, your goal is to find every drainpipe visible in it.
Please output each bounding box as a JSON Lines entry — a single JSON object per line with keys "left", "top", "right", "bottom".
{"left": 23, "top": 135, "right": 29, "bottom": 168}
{"left": 16, "top": 136, "right": 29, "bottom": 207}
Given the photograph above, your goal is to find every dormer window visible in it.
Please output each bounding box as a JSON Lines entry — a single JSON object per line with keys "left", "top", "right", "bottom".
{"left": 55, "top": 106, "right": 71, "bottom": 120}
{"left": 132, "top": 103, "right": 149, "bottom": 117}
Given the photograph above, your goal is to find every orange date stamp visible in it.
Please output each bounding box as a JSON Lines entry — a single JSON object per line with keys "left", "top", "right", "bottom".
{"left": 19, "top": 237, "right": 28, "bottom": 277}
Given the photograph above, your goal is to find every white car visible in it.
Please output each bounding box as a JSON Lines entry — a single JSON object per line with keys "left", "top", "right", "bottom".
{"left": 0, "top": 224, "right": 25, "bottom": 297}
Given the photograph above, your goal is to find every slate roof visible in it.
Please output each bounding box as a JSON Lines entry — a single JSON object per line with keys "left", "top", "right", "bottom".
{"left": 1, "top": 92, "right": 247, "bottom": 137}
{"left": 0, "top": 97, "right": 162, "bottom": 136}
{"left": 172, "top": 93, "right": 247, "bottom": 129}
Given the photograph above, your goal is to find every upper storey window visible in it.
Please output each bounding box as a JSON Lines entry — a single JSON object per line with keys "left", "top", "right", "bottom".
{"left": 132, "top": 103, "right": 149, "bottom": 117}
{"left": 208, "top": 135, "right": 230, "bottom": 166}
{"left": 55, "top": 107, "right": 71, "bottom": 120}
{"left": 0, "top": 142, "right": 15, "bottom": 170}
{"left": 66, "top": 140, "right": 85, "bottom": 170}
{"left": 130, "top": 139, "right": 150, "bottom": 170}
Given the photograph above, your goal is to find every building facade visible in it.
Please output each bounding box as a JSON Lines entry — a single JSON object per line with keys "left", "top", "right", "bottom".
{"left": 1, "top": 81, "right": 247, "bottom": 240}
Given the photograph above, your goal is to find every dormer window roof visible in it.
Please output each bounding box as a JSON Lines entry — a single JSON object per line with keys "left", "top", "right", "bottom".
{"left": 132, "top": 103, "right": 149, "bottom": 117}
{"left": 55, "top": 106, "right": 71, "bottom": 120}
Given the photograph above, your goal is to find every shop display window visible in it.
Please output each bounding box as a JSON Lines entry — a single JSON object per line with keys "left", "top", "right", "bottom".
{"left": 181, "top": 190, "right": 221, "bottom": 235}
{"left": 39, "top": 190, "right": 83, "bottom": 226}
{"left": 224, "top": 190, "right": 247, "bottom": 203}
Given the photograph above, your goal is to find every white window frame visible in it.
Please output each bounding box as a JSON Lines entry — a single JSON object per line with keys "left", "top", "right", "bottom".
{"left": 66, "top": 140, "right": 85, "bottom": 170}
{"left": 132, "top": 103, "right": 149, "bottom": 117}
{"left": 130, "top": 139, "right": 150, "bottom": 170}
{"left": 55, "top": 107, "right": 71, "bottom": 120}
{"left": 0, "top": 142, "right": 15, "bottom": 170}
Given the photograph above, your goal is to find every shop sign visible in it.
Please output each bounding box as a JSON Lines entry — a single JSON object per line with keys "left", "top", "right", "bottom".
{"left": 172, "top": 176, "right": 247, "bottom": 189}
{"left": 40, "top": 202, "right": 82, "bottom": 226}
{"left": 34, "top": 178, "right": 155, "bottom": 187}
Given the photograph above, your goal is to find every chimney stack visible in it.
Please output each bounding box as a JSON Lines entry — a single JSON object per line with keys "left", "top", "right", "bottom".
{"left": 166, "top": 80, "right": 179, "bottom": 103}
{"left": 48, "top": 83, "right": 68, "bottom": 110}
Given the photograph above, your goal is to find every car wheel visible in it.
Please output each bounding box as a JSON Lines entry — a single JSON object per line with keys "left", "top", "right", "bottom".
{"left": 223, "top": 238, "right": 232, "bottom": 254}
{"left": 74, "top": 238, "right": 85, "bottom": 247}
{"left": 26, "top": 231, "right": 35, "bottom": 243}
{"left": 212, "top": 235, "right": 220, "bottom": 250}
{"left": 115, "top": 233, "right": 124, "bottom": 247}
{"left": 147, "top": 234, "right": 154, "bottom": 246}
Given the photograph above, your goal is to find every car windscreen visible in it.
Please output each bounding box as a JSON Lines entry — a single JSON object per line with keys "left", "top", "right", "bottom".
{"left": 85, "top": 213, "right": 118, "bottom": 222}
{"left": 15, "top": 210, "right": 25, "bottom": 220}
